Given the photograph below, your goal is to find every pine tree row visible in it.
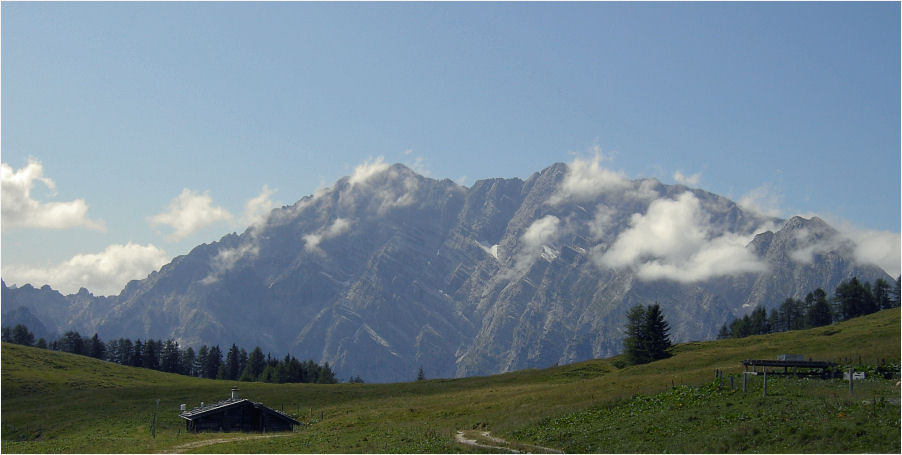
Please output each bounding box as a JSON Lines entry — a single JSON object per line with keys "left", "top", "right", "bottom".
{"left": 0, "top": 329, "right": 339, "bottom": 384}
{"left": 718, "top": 276, "right": 900, "bottom": 339}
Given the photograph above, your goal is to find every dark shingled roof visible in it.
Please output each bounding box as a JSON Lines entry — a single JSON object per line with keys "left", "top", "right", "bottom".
{"left": 179, "top": 397, "right": 300, "bottom": 425}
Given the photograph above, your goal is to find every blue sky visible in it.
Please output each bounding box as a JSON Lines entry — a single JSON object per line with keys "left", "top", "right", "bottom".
{"left": 2, "top": 2, "right": 899, "bottom": 295}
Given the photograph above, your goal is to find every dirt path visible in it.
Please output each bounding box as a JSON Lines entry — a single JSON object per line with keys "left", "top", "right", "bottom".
{"left": 166, "top": 433, "right": 289, "bottom": 453}
{"left": 455, "top": 430, "right": 563, "bottom": 454}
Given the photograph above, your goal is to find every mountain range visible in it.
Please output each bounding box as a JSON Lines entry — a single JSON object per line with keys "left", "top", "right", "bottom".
{"left": 2, "top": 162, "right": 892, "bottom": 382}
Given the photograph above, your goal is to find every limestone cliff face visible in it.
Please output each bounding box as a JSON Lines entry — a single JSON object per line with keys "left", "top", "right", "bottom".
{"left": 2, "top": 163, "right": 891, "bottom": 382}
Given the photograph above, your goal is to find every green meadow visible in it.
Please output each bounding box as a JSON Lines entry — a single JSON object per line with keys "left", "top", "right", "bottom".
{"left": 2, "top": 308, "right": 899, "bottom": 453}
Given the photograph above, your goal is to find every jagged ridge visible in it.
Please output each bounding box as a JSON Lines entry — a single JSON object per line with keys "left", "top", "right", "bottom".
{"left": 1, "top": 163, "right": 891, "bottom": 382}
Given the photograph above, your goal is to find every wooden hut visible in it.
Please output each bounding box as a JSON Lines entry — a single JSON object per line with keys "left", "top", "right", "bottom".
{"left": 179, "top": 387, "right": 300, "bottom": 433}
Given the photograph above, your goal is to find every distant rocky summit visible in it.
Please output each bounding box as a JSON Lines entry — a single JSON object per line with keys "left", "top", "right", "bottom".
{"left": 2, "top": 161, "right": 892, "bottom": 382}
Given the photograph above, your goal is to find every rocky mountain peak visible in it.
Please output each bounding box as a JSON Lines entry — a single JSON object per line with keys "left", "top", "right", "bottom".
{"left": 2, "top": 163, "right": 892, "bottom": 382}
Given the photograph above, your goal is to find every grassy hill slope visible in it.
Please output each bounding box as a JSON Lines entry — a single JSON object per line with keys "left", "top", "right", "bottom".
{"left": 2, "top": 308, "right": 899, "bottom": 453}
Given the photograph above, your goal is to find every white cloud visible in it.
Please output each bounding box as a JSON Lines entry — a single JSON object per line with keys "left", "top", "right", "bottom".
{"left": 2, "top": 243, "right": 169, "bottom": 296}
{"left": 850, "top": 229, "right": 901, "bottom": 278}
{"left": 625, "top": 178, "right": 661, "bottom": 201}
{"left": 194, "top": 186, "right": 284, "bottom": 284}
{"left": 779, "top": 217, "right": 900, "bottom": 278}
{"left": 521, "top": 215, "right": 561, "bottom": 250}
{"left": 830, "top": 223, "right": 902, "bottom": 278}
{"left": 673, "top": 171, "right": 701, "bottom": 186}
{"left": 600, "top": 193, "right": 706, "bottom": 268}
{"left": 304, "top": 217, "right": 353, "bottom": 253}
{"left": 201, "top": 241, "right": 260, "bottom": 285}
{"left": 341, "top": 157, "right": 422, "bottom": 215}
{"left": 242, "top": 185, "right": 278, "bottom": 228}
{"left": 1, "top": 158, "right": 105, "bottom": 231}
{"left": 503, "top": 215, "right": 563, "bottom": 278}
{"left": 303, "top": 233, "right": 324, "bottom": 252}
{"left": 786, "top": 225, "right": 846, "bottom": 265}
{"left": 326, "top": 217, "right": 352, "bottom": 237}
{"left": 149, "top": 189, "right": 233, "bottom": 241}
{"left": 549, "top": 146, "right": 630, "bottom": 205}
{"left": 738, "top": 183, "right": 783, "bottom": 218}
{"left": 269, "top": 183, "right": 331, "bottom": 227}
{"left": 588, "top": 205, "right": 616, "bottom": 240}
{"left": 349, "top": 156, "right": 391, "bottom": 186}
{"left": 634, "top": 232, "right": 767, "bottom": 282}
{"left": 402, "top": 151, "right": 431, "bottom": 177}
{"left": 598, "top": 192, "right": 766, "bottom": 282}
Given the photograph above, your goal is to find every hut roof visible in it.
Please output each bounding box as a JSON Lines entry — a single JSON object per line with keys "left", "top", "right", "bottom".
{"left": 179, "top": 397, "right": 300, "bottom": 425}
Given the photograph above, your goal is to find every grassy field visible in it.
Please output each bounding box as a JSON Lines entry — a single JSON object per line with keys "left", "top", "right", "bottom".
{"left": 2, "top": 308, "right": 899, "bottom": 453}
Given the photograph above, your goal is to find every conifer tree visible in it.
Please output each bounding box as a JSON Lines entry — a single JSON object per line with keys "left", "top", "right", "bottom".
{"left": 161, "top": 339, "right": 182, "bottom": 373}
{"left": 60, "top": 331, "right": 84, "bottom": 355}
{"left": 623, "top": 304, "right": 649, "bottom": 364}
{"left": 623, "top": 303, "right": 672, "bottom": 365}
{"left": 88, "top": 333, "right": 105, "bottom": 359}
{"left": 144, "top": 339, "right": 160, "bottom": 370}
{"left": 240, "top": 347, "right": 266, "bottom": 381}
{"left": 12, "top": 324, "right": 35, "bottom": 347}
{"left": 204, "top": 345, "right": 222, "bottom": 379}
{"left": 224, "top": 344, "right": 242, "bottom": 380}
{"left": 194, "top": 345, "right": 208, "bottom": 377}
{"left": 873, "top": 278, "right": 892, "bottom": 310}
{"left": 748, "top": 306, "right": 770, "bottom": 335}
{"left": 131, "top": 339, "right": 144, "bottom": 367}
{"left": 893, "top": 276, "right": 901, "bottom": 307}
{"left": 317, "top": 361, "right": 337, "bottom": 384}
{"left": 644, "top": 304, "right": 672, "bottom": 361}
{"left": 835, "top": 277, "right": 876, "bottom": 320}
{"left": 806, "top": 293, "right": 833, "bottom": 328}
{"left": 716, "top": 323, "right": 730, "bottom": 340}
{"left": 778, "top": 298, "right": 805, "bottom": 332}
{"left": 182, "top": 347, "right": 196, "bottom": 377}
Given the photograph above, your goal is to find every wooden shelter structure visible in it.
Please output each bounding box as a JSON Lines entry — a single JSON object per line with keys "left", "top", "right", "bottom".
{"left": 741, "top": 356, "right": 836, "bottom": 377}
{"left": 179, "top": 387, "right": 300, "bottom": 433}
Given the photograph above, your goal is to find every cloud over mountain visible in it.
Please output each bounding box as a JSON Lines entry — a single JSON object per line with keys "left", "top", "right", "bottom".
{"left": 549, "top": 149, "right": 630, "bottom": 204}
{"left": 673, "top": 171, "right": 701, "bottom": 186}
{"left": 148, "top": 189, "right": 233, "bottom": 241}
{"left": 507, "top": 215, "right": 563, "bottom": 275}
{"left": 1, "top": 242, "right": 168, "bottom": 296}
{"left": 342, "top": 158, "right": 422, "bottom": 215}
{"left": 597, "top": 191, "right": 767, "bottom": 282}
{"left": 304, "top": 218, "right": 353, "bottom": 253}
{"left": 242, "top": 185, "right": 278, "bottom": 228}
{"left": 839, "top": 225, "right": 901, "bottom": 278}
{"left": 349, "top": 156, "right": 391, "bottom": 186}
{"left": 737, "top": 182, "right": 784, "bottom": 218}
{"left": 1, "top": 159, "right": 105, "bottom": 231}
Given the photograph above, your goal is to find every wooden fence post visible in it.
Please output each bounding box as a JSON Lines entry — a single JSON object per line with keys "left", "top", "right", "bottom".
{"left": 152, "top": 399, "right": 159, "bottom": 439}
{"left": 849, "top": 367, "right": 854, "bottom": 395}
{"left": 743, "top": 372, "right": 747, "bottom": 393}
{"left": 762, "top": 369, "right": 767, "bottom": 397}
